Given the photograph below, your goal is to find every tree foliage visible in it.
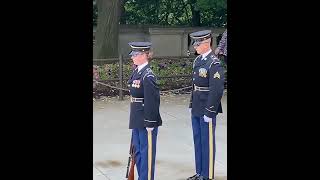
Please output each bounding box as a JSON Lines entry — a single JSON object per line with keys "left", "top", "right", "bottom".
{"left": 93, "top": 0, "right": 226, "bottom": 58}
{"left": 93, "top": 0, "right": 227, "bottom": 27}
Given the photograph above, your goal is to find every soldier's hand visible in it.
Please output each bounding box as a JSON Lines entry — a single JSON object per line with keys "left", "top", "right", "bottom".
{"left": 146, "top": 127, "right": 154, "bottom": 132}
{"left": 203, "top": 115, "right": 212, "bottom": 123}
{"left": 214, "top": 48, "right": 220, "bottom": 55}
{"left": 189, "top": 108, "right": 192, "bottom": 113}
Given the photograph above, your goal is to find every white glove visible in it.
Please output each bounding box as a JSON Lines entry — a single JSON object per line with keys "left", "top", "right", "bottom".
{"left": 203, "top": 115, "right": 212, "bottom": 123}
{"left": 146, "top": 127, "right": 154, "bottom": 132}
{"left": 214, "top": 48, "right": 220, "bottom": 55}
{"left": 189, "top": 108, "right": 192, "bottom": 113}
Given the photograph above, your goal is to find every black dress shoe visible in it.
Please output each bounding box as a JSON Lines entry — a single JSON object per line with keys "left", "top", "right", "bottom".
{"left": 187, "top": 174, "right": 200, "bottom": 180}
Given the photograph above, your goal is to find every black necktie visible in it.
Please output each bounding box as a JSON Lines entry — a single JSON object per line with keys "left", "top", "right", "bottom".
{"left": 133, "top": 68, "right": 138, "bottom": 74}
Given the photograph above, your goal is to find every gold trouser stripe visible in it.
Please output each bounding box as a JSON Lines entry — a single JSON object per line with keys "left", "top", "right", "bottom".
{"left": 209, "top": 121, "right": 214, "bottom": 179}
{"left": 148, "top": 131, "right": 152, "bottom": 180}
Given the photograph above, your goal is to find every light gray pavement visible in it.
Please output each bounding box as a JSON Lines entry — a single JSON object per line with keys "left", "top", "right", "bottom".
{"left": 93, "top": 93, "right": 227, "bottom": 180}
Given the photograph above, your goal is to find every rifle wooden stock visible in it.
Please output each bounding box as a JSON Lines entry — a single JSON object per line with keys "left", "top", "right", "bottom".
{"left": 126, "top": 136, "right": 135, "bottom": 179}
{"left": 128, "top": 153, "right": 135, "bottom": 180}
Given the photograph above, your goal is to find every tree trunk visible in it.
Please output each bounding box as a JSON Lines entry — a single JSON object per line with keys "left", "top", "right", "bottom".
{"left": 94, "top": 0, "right": 120, "bottom": 59}
{"left": 189, "top": 0, "right": 201, "bottom": 26}
{"left": 119, "top": 0, "right": 127, "bottom": 24}
{"left": 191, "top": 10, "right": 200, "bottom": 26}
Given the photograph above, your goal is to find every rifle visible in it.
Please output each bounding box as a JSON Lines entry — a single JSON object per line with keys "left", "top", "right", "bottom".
{"left": 125, "top": 136, "right": 135, "bottom": 180}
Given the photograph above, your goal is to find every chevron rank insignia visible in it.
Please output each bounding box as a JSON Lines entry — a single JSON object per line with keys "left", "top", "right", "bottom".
{"left": 213, "top": 71, "right": 220, "bottom": 79}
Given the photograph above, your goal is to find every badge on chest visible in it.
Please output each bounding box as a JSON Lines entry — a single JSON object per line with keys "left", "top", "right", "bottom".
{"left": 132, "top": 80, "right": 141, "bottom": 88}
{"left": 198, "top": 68, "right": 208, "bottom": 78}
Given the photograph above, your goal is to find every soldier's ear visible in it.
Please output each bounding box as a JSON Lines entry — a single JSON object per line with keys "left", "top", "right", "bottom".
{"left": 147, "top": 51, "right": 153, "bottom": 59}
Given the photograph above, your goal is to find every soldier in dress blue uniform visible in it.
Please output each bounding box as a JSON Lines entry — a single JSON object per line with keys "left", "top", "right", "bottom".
{"left": 127, "top": 42, "right": 162, "bottom": 180}
{"left": 186, "top": 30, "right": 225, "bottom": 180}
